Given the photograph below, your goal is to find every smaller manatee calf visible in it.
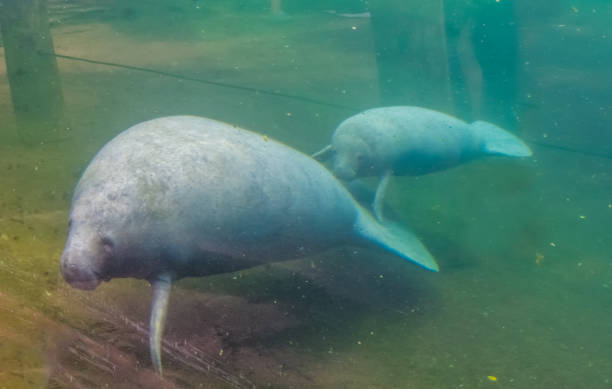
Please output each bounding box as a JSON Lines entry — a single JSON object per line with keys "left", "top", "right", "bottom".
{"left": 313, "top": 106, "right": 532, "bottom": 221}
{"left": 60, "top": 115, "right": 437, "bottom": 376}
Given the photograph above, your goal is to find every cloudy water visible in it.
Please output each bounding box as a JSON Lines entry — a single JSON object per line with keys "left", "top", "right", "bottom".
{"left": 0, "top": 0, "right": 611, "bottom": 388}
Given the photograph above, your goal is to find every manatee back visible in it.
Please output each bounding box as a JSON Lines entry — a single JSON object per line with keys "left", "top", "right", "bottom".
{"left": 333, "top": 106, "right": 482, "bottom": 176}
{"left": 72, "top": 116, "right": 357, "bottom": 277}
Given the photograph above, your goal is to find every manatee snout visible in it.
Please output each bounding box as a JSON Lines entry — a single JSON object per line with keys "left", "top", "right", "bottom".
{"left": 333, "top": 156, "right": 357, "bottom": 181}
{"left": 333, "top": 150, "right": 371, "bottom": 181}
{"left": 60, "top": 252, "right": 101, "bottom": 290}
{"left": 60, "top": 226, "right": 109, "bottom": 290}
{"left": 60, "top": 248, "right": 100, "bottom": 290}
{"left": 331, "top": 137, "right": 370, "bottom": 181}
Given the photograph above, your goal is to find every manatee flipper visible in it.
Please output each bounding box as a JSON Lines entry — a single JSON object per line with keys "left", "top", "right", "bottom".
{"left": 312, "top": 144, "right": 333, "bottom": 161}
{"left": 149, "top": 272, "right": 173, "bottom": 375}
{"left": 470, "top": 121, "right": 532, "bottom": 157}
{"left": 373, "top": 170, "right": 392, "bottom": 222}
{"left": 354, "top": 208, "right": 438, "bottom": 272}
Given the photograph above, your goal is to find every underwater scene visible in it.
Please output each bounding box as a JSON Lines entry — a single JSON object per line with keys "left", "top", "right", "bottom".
{"left": 1, "top": 0, "right": 611, "bottom": 388}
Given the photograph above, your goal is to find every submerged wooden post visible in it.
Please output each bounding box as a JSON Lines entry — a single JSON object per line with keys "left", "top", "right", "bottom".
{"left": 270, "top": 0, "right": 283, "bottom": 15}
{"left": 444, "top": 1, "right": 521, "bottom": 130}
{"left": 0, "top": 0, "right": 65, "bottom": 143}
{"left": 368, "top": 0, "right": 453, "bottom": 111}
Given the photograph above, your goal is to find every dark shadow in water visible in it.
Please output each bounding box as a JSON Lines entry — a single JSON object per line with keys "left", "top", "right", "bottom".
{"left": 38, "top": 244, "right": 442, "bottom": 388}
{"left": 168, "top": 251, "right": 442, "bottom": 385}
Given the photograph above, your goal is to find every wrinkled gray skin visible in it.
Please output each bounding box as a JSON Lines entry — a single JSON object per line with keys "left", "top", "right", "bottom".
{"left": 313, "top": 106, "right": 531, "bottom": 220}
{"left": 61, "top": 116, "right": 358, "bottom": 290}
{"left": 60, "top": 115, "right": 437, "bottom": 375}
{"left": 328, "top": 106, "right": 484, "bottom": 180}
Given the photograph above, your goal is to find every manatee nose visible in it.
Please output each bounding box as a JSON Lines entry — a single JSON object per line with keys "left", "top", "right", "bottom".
{"left": 60, "top": 251, "right": 101, "bottom": 290}
{"left": 333, "top": 162, "right": 356, "bottom": 181}
{"left": 60, "top": 258, "right": 80, "bottom": 281}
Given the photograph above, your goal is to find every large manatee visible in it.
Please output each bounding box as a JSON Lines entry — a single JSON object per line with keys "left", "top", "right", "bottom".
{"left": 60, "top": 115, "right": 437, "bottom": 375}
{"left": 313, "top": 106, "right": 532, "bottom": 221}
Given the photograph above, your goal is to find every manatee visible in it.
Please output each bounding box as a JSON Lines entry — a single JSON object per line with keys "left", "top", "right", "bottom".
{"left": 60, "top": 115, "right": 437, "bottom": 375}
{"left": 313, "top": 106, "right": 532, "bottom": 221}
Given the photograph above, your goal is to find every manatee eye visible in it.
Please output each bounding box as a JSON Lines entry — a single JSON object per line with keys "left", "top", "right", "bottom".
{"left": 356, "top": 153, "right": 367, "bottom": 166}
{"left": 100, "top": 235, "right": 115, "bottom": 254}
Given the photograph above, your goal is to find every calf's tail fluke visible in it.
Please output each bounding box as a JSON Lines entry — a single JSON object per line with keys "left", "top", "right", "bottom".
{"left": 354, "top": 209, "right": 439, "bottom": 272}
{"left": 471, "top": 120, "right": 532, "bottom": 157}
{"left": 149, "top": 272, "right": 173, "bottom": 375}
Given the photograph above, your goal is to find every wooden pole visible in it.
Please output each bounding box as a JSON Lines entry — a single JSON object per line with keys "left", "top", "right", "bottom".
{"left": 0, "top": 0, "right": 65, "bottom": 144}
{"left": 270, "top": 0, "right": 282, "bottom": 15}
{"left": 368, "top": 0, "right": 453, "bottom": 111}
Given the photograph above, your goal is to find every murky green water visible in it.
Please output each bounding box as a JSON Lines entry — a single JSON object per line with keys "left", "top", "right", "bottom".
{"left": 1, "top": 1, "right": 611, "bottom": 388}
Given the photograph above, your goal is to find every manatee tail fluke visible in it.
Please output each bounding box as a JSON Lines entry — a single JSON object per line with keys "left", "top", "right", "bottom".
{"left": 149, "top": 272, "right": 173, "bottom": 376}
{"left": 470, "top": 120, "right": 532, "bottom": 157}
{"left": 354, "top": 209, "right": 438, "bottom": 272}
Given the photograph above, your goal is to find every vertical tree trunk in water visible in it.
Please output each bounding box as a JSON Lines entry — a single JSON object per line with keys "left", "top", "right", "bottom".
{"left": 270, "top": 0, "right": 282, "bottom": 15}
{"left": 444, "top": 0, "right": 520, "bottom": 131}
{"left": 0, "top": 0, "right": 64, "bottom": 144}
{"left": 368, "top": 0, "right": 452, "bottom": 111}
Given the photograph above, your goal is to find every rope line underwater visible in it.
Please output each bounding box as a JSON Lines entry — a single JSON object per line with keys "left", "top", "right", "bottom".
{"left": 39, "top": 50, "right": 361, "bottom": 113}
{"left": 40, "top": 50, "right": 612, "bottom": 161}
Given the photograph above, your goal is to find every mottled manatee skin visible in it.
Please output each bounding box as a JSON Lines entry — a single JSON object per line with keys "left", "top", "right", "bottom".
{"left": 331, "top": 106, "right": 483, "bottom": 178}
{"left": 62, "top": 116, "right": 357, "bottom": 288}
